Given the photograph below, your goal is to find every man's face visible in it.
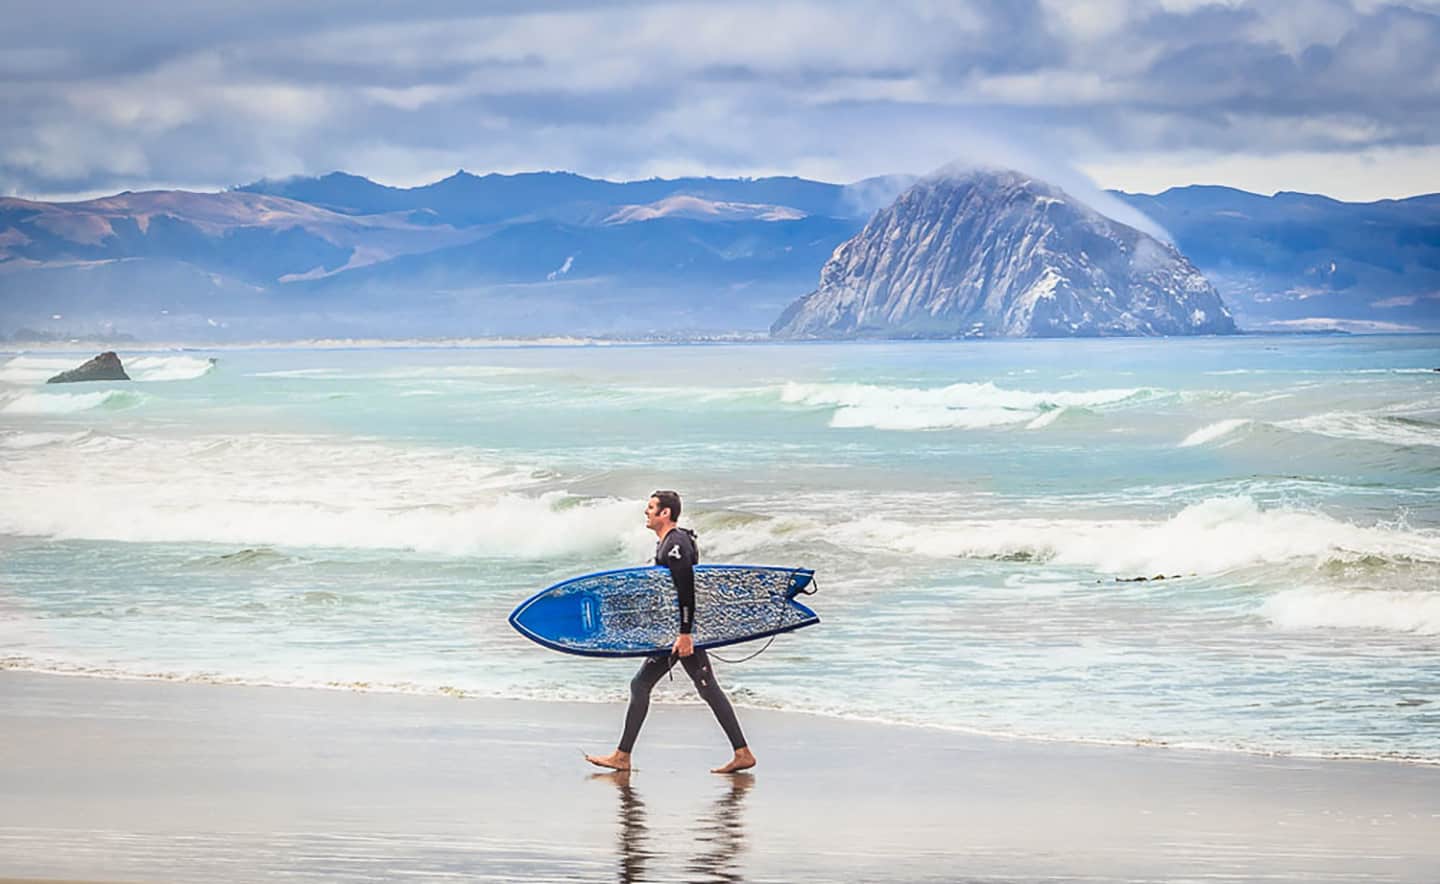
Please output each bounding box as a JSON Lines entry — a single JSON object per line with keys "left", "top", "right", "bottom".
{"left": 645, "top": 497, "right": 666, "bottom": 531}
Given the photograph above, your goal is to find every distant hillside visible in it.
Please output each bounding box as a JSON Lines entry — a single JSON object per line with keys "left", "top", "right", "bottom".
{"left": 236, "top": 170, "right": 886, "bottom": 226}
{"left": 0, "top": 168, "right": 1435, "bottom": 341}
{"left": 0, "top": 172, "right": 907, "bottom": 339}
{"left": 1113, "top": 186, "right": 1440, "bottom": 332}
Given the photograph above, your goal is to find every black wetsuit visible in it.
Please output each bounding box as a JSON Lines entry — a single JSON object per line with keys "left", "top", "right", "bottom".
{"left": 617, "top": 527, "right": 748, "bottom": 753}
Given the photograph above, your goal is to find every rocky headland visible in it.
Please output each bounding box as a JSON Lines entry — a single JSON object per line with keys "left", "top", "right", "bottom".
{"left": 772, "top": 168, "right": 1238, "bottom": 339}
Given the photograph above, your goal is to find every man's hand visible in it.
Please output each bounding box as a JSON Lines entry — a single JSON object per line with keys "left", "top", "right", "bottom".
{"left": 672, "top": 634, "right": 694, "bottom": 657}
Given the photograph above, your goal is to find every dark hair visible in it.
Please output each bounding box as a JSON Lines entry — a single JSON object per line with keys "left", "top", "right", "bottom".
{"left": 651, "top": 489, "right": 681, "bottom": 522}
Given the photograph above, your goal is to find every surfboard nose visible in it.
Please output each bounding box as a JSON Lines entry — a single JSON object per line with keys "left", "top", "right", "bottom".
{"left": 510, "top": 591, "right": 599, "bottom": 644}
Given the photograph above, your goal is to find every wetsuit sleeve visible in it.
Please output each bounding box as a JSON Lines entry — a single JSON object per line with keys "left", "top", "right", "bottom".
{"left": 659, "top": 532, "right": 697, "bottom": 634}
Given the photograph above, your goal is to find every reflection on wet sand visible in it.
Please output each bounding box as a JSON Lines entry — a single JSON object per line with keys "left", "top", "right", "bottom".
{"left": 592, "top": 771, "right": 653, "bottom": 883}
{"left": 688, "top": 774, "right": 753, "bottom": 884}
{"left": 592, "top": 771, "right": 754, "bottom": 884}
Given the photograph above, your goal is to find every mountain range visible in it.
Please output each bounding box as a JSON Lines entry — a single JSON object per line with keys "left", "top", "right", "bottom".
{"left": 1, "top": 169, "right": 1436, "bottom": 340}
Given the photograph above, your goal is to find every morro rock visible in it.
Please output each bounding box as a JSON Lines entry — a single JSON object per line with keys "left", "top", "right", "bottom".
{"left": 771, "top": 168, "right": 1237, "bottom": 339}
{"left": 46, "top": 351, "right": 130, "bottom": 384}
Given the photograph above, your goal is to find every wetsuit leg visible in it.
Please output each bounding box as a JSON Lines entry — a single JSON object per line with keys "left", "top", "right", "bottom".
{"left": 618, "top": 653, "right": 675, "bottom": 753}
{"left": 680, "top": 649, "right": 748, "bottom": 751}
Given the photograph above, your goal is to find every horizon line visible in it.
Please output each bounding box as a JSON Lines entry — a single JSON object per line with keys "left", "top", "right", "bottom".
{"left": 9, "top": 168, "right": 1440, "bottom": 208}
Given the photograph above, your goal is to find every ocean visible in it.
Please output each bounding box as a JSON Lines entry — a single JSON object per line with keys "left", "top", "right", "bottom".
{"left": 2, "top": 336, "right": 1438, "bottom": 763}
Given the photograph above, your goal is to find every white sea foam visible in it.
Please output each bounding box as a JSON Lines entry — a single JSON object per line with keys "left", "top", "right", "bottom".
{"left": 0, "top": 432, "right": 650, "bottom": 559}
{"left": 778, "top": 381, "right": 1147, "bottom": 430}
{"left": 248, "top": 365, "right": 532, "bottom": 382}
{"left": 829, "top": 497, "right": 1440, "bottom": 576}
{"left": 1025, "top": 407, "right": 1066, "bottom": 430}
{"left": 0, "top": 356, "right": 84, "bottom": 385}
{"left": 0, "top": 389, "right": 144, "bottom": 415}
{"left": 1262, "top": 587, "right": 1440, "bottom": 635}
{"left": 1352, "top": 368, "right": 1440, "bottom": 375}
{"left": 0, "top": 430, "right": 92, "bottom": 449}
{"left": 251, "top": 368, "right": 340, "bottom": 378}
{"left": 1277, "top": 412, "right": 1440, "bottom": 449}
{"left": 373, "top": 365, "right": 532, "bottom": 379}
{"left": 1179, "top": 419, "right": 1251, "bottom": 447}
{"left": 125, "top": 355, "right": 215, "bottom": 382}
{"left": 1, "top": 354, "right": 213, "bottom": 384}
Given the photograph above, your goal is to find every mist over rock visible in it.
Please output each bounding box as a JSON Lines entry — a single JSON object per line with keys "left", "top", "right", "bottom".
{"left": 46, "top": 351, "right": 130, "bottom": 384}
{"left": 772, "top": 168, "right": 1238, "bottom": 339}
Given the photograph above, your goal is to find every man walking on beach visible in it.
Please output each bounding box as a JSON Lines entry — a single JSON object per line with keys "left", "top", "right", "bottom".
{"left": 586, "top": 490, "right": 756, "bottom": 774}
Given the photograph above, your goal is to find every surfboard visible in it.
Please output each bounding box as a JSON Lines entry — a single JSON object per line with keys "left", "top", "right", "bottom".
{"left": 509, "top": 565, "right": 819, "bottom": 657}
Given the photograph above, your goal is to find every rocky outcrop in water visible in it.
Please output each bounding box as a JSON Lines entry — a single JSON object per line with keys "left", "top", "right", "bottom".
{"left": 46, "top": 351, "right": 130, "bottom": 383}
{"left": 772, "top": 168, "right": 1238, "bottom": 339}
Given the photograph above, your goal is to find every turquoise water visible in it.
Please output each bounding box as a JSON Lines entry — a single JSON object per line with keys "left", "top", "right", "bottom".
{"left": 2, "top": 336, "right": 1438, "bottom": 762}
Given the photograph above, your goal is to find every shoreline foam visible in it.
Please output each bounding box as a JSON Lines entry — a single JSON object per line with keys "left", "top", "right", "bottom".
{"left": 4, "top": 660, "right": 1437, "bottom": 768}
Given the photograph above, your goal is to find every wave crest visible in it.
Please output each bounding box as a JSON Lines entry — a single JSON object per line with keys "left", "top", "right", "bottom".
{"left": 779, "top": 381, "right": 1148, "bottom": 430}
{"left": 830, "top": 497, "right": 1440, "bottom": 576}
{"left": 1278, "top": 413, "right": 1440, "bottom": 449}
{"left": 1180, "top": 419, "right": 1252, "bottom": 447}
{"left": 0, "top": 390, "right": 145, "bottom": 415}
{"left": 1, "top": 354, "right": 214, "bottom": 385}
{"left": 1262, "top": 587, "right": 1440, "bottom": 635}
{"left": 126, "top": 355, "right": 215, "bottom": 382}
{"left": 0, "top": 432, "right": 649, "bottom": 559}
{"left": 0, "top": 356, "right": 86, "bottom": 385}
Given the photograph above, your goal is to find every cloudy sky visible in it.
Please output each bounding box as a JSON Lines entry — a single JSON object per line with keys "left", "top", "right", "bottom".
{"left": 4, "top": 0, "right": 1439, "bottom": 201}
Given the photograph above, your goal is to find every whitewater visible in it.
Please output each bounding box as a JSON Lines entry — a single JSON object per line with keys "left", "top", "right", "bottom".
{"left": 2, "top": 336, "right": 1438, "bottom": 763}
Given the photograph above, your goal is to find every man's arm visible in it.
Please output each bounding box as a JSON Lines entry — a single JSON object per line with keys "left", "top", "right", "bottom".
{"left": 670, "top": 557, "right": 695, "bottom": 635}
{"left": 661, "top": 531, "right": 697, "bottom": 654}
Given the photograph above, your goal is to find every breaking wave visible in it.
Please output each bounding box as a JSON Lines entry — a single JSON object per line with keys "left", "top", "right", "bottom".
{"left": 125, "top": 355, "right": 215, "bottom": 382}
{"left": 1179, "top": 413, "right": 1440, "bottom": 450}
{"left": 0, "top": 431, "right": 652, "bottom": 559}
{"left": 777, "top": 381, "right": 1150, "bottom": 430}
{"left": 0, "top": 390, "right": 145, "bottom": 415}
{"left": 0, "top": 430, "right": 93, "bottom": 449}
{"left": 1180, "top": 419, "right": 1252, "bottom": 447}
{"left": 0, "top": 356, "right": 83, "bottom": 385}
{"left": 1262, "top": 587, "right": 1440, "bottom": 635}
{"left": 0, "top": 354, "right": 214, "bottom": 384}
{"left": 1277, "top": 413, "right": 1440, "bottom": 449}
{"left": 827, "top": 497, "right": 1440, "bottom": 576}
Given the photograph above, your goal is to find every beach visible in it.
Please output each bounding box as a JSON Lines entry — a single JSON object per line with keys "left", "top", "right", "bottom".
{"left": 3, "top": 671, "right": 1438, "bottom": 883}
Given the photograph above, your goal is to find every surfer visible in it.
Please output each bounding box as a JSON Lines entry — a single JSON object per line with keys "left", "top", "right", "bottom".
{"left": 587, "top": 490, "right": 756, "bottom": 774}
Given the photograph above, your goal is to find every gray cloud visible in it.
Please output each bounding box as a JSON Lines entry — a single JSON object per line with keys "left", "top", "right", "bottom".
{"left": 3, "top": 0, "right": 1439, "bottom": 198}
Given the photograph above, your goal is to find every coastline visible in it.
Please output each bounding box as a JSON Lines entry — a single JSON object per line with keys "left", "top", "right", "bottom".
{"left": 6, "top": 329, "right": 1440, "bottom": 356}
{"left": 5, "top": 658, "right": 1439, "bottom": 768}
{"left": 3, "top": 671, "right": 1438, "bottom": 883}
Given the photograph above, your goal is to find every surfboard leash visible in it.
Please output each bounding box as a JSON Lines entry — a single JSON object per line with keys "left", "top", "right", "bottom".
{"left": 709, "top": 574, "right": 820, "bottom": 665}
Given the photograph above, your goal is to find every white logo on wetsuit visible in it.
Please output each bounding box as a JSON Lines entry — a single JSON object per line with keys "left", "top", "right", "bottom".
{"left": 669, "top": 546, "right": 683, "bottom": 560}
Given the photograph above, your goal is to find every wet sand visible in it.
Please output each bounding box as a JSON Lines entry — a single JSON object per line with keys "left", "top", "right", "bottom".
{"left": 2, "top": 671, "right": 1438, "bottom": 882}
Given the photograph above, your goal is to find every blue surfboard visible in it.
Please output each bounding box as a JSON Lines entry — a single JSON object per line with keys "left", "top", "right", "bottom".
{"left": 509, "top": 565, "right": 819, "bottom": 657}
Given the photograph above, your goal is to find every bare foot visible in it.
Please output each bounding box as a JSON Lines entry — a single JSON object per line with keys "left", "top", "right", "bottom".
{"left": 711, "top": 747, "right": 756, "bottom": 774}
{"left": 585, "top": 750, "right": 632, "bottom": 771}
